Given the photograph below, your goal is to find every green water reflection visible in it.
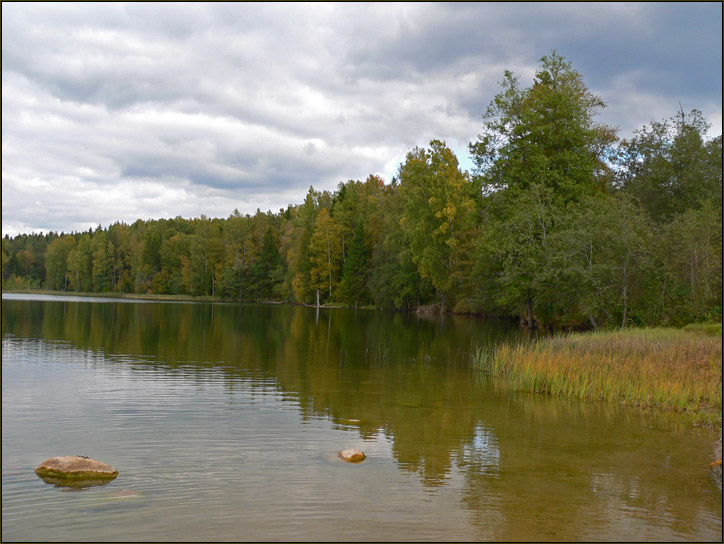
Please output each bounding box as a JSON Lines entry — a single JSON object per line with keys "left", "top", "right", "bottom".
{"left": 2, "top": 296, "right": 721, "bottom": 541}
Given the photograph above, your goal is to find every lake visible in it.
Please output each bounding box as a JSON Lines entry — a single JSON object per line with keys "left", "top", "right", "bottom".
{"left": 2, "top": 293, "right": 721, "bottom": 541}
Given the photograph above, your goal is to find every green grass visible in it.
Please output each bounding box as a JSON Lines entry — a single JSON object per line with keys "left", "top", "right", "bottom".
{"left": 682, "top": 322, "right": 722, "bottom": 336}
{"left": 476, "top": 327, "right": 722, "bottom": 425}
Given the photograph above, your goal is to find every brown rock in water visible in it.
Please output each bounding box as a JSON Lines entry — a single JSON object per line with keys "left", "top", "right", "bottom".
{"left": 35, "top": 456, "right": 118, "bottom": 481}
{"left": 337, "top": 448, "right": 366, "bottom": 462}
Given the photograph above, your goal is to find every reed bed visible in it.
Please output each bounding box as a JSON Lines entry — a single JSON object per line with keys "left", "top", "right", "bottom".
{"left": 477, "top": 328, "right": 722, "bottom": 422}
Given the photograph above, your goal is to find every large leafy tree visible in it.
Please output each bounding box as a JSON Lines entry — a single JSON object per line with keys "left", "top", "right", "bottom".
{"left": 248, "top": 226, "right": 284, "bottom": 300}
{"left": 45, "top": 235, "right": 76, "bottom": 291}
{"left": 469, "top": 51, "right": 617, "bottom": 203}
{"left": 91, "top": 231, "right": 115, "bottom": 292}
{"left": 617, "top": 109, "right": 722, "bottom": 222}
{"left": 67, "top": 233, "right": 93, "bottom": 292}
{"left": 475, "top": 183, "right": 555, "bottom": 327}
{"left": 469, "top": 52, "right": 618, "bottom": 326}
{"left": 369, "top": 181, "right": 432, "bottom": 310}
{"left": 658, "top": 201, "right": 723, "bottom": 324}
{"left": 286, "top": 187, "right": 320, "bottom": 304}
{"left": 309, "top": 207, "right": 342, "bottom": 302}
{"left": 543, "top": 192, "right": 655, "bottom": 328}
{"left": 397, "top": 140, "right": 476, "bottom": 312}
{"left": 339, "top": 222, "right": 371, "bottom": 306}
{"left": 158, "top": 232, "right": 189, "bottom": 294}
{"left": 182, "top": 217, "right": 223, "bottom": 296}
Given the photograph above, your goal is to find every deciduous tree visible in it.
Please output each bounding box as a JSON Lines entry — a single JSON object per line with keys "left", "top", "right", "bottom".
{"left": 469, "top": 51, "right": 617, "bottom": 203}
{"left": 309, "top": 208, "right": 342, "bottom": 302}
{"left": 397, "top": 140, "right": 476, "bottom": 311}
{"left": 45, "top": 235, "right": 76, "bottom": 291}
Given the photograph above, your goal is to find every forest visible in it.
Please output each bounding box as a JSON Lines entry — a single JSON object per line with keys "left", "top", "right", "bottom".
{"left": 2, "top": 53, "right": 722, "bottom": 329}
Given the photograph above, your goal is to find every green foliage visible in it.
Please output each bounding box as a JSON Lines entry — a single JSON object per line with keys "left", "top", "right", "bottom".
{"left": 468, "top": 52, "right": 619, "bottom": 326}
{"left": 248, "top": 227, "right": 284, "bottom": 300}
{"left": 367, "top": 177, "right": 433, "bottom": 310}
{"left": 617, "top": 109, "right": 722, "bottom": 222}
{"left": 45, "top": 235, "right": 76, "bottom": 291}
{"left": 67, "top": 234, "right": 93, "bottom": 292}
{"left": 397, "top": 140, "right": 476, "bottom": 310}
{"left": 309, "top": 208, "right": 342, "bottom": 302}
{"left": 339, "top": 222, "right": 371, "bottom": 306}
{"left": 91, "top": 231, "right": 115, "bottom": 292}
{"left": 469, "top": 51, "right": 617, "bottom": 203}
{"left": 477, "top": 183, "right": 557, "bottom": 325}
{"left": 658, "top": 201, "right": 723, "bottom": 324}
{"left": 287, "top": 187, "right": 321, "bottom": 304}
{"left": 682, "top": 323, "right": 722, "bottom": 336}
{"left": 543, "top": 192, "right": 656, "bottom": 328}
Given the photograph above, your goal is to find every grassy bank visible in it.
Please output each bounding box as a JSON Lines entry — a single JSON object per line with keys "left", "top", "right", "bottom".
{"left": 476, "top": 327, "right": 722, "bottom": 425}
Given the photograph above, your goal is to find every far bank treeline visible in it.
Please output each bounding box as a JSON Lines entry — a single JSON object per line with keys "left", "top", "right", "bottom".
{"left": 2, "top": 53, "right": 722, "bottom": 329}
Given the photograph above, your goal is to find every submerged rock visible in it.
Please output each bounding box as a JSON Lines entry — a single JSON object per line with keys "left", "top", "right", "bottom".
{"left": 103, "top": 489, "right": 143, "bottom": 500}
{"left": 37, "top": 474, "right": 116, "bottom": 489}
{"left": 337, "top": 448, "right": 366, "bottom": 463}
{"left": 35, "top": 456, "right": 118, "bottom": 485}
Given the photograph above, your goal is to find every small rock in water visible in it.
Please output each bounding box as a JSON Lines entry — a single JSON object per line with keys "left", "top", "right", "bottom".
{"left": 35, "top": 455, "right": 118, "bottom": 482}
{"left": 337, "top": 448, "right": 366, "bottom": 462}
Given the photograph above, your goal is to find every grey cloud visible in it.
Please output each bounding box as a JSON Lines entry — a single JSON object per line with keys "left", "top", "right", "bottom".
{"left": 340, "top": 3, "right": 721, "bottom": 121}
{"left": 548, "top": 4, "right": 722, "bottom": 98}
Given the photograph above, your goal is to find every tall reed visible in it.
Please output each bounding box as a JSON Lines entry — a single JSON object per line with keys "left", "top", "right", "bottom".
{"left": 477, "top": 328, "right": 722, "bottom": 422}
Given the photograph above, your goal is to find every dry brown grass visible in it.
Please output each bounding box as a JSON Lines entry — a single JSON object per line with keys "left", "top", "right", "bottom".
{"left": 478, "top": 328, "right": 722, "bottom": 423}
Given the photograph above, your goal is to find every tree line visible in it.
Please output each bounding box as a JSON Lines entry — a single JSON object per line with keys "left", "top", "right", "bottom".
{"left": 2, "top": 53, "right": 721, "bottom": 328}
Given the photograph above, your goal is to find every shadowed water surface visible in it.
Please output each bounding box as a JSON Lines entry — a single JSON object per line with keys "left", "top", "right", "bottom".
{"left": 2, "top": 294, "right": 721, "bottom": 541}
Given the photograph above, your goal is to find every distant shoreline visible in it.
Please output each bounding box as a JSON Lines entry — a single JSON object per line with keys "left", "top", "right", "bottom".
{"left": 2, "top": 288, "right": 225, "bottom": 303}
{"left": 1, "top": 288, "right": 391, "bottom": 312}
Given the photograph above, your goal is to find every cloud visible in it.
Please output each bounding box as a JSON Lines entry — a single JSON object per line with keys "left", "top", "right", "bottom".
{"left": 2, "top": 2, "right": 721, "bottom": 237}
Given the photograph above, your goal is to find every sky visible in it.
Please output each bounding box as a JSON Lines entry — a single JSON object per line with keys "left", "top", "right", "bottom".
{"left": 2, "top": 2, "right": 722, "bottom": 237}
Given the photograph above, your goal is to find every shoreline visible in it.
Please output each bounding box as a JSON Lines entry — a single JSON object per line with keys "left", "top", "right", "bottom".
{"left": 0, "top": 288, "right": 514, "bottom": 319}
{"left": 0, "top": 288, "right": 380, "bottom": 306}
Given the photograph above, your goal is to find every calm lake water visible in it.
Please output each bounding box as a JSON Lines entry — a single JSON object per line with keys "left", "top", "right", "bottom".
{"left": 2, "top": 293, "right": 721, "bottom": 542}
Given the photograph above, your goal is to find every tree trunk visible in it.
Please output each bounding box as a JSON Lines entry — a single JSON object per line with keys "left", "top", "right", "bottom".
{"left": 327, "top": 238, "right": 332, "bottom": 299}
{"left": 316, "top": 288, "right": 320, "bottom": 308}
{"left": 587, "top": 311, "right": 598, "bottom": 329}
{"left": 527, "top": 296, "right": 535, "bottom": 329}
